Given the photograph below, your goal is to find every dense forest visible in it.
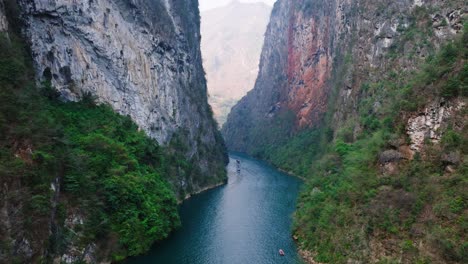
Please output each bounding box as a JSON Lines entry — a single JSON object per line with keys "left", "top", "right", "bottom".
{"left": 0, "top": 26, "right": 180, "bottom": 262}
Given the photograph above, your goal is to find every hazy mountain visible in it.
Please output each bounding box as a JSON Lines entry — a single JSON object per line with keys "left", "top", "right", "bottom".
{"left": 201, "top": 0, "right": 272, "bottom": 125}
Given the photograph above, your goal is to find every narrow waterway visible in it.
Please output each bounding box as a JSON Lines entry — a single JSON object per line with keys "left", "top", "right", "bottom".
{"left": 125, "top": 153, "right": 303, "bottom": 264}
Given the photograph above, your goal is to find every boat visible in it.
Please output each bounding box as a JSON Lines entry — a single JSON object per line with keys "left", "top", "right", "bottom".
{"left": 279, "top": 249, "right": 285, "bottom": 256}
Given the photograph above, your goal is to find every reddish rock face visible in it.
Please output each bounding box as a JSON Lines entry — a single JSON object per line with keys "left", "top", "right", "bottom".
{"left": 286, "top": 13, "right": 332, "bottom": 128}
{"left": 224, "top": 0, "right": 466, "bottom": 155}
{"left": 222, "top": 0, "right": 339, "bottom": 152}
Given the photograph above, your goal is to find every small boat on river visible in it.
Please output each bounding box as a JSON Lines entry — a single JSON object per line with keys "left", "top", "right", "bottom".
{"left": 236, "top": 159, "right": 241, "bottom": 173}
{"left": 279, "top": 249, "right": 285, "bottom": 256}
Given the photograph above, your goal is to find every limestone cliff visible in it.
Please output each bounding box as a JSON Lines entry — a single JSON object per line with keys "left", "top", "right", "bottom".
{"left": 17, "top": 0, "right": 227, "bottom": 196}
{"left": 222, "top": 0, "right": 338, "bottom": 152}
{"left": 223, "top": 0, "right": 466, "bottom": 154}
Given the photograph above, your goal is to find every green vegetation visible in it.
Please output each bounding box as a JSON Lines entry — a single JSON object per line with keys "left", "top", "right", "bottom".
{"left": 257, "top": 19, "right": 467, "bottom": 264}
{"left": 0, "top": 29, "right": 180, "bottom": 261}
{"left": 50, "top": 97, "right": 180, "bottom": 259}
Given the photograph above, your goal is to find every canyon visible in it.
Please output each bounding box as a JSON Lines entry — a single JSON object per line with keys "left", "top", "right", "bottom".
{"left": 223, "top": 0, "right": 465, "bottom": 153}
{"left": 0, "top": 0, "right": 466, "bottom": 263}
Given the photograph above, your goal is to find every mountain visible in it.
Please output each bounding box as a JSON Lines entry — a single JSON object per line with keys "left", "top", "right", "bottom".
{"left": 0, "top": 0, "right": 226, "bottom": 262}
{"left": 223, "top": 0, "right": 467, "bottom": 262}
{"left": 201, "top": 0, "right": 271, "bottom": 125}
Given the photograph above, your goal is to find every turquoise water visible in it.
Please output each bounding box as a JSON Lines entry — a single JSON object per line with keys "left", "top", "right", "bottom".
{"left": 125, "top": 153, "right": 303, "bottom": 264}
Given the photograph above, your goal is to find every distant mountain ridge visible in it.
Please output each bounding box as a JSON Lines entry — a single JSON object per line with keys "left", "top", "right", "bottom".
{"left": 201, "top": 0, "right": 272, "bottom": 125}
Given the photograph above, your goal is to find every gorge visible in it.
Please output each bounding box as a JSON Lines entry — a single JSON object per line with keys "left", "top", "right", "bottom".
{"left": 125, "top": 153, "right": 303, "bottom": 264}
{"left": 0, "top": 0, "right": 466, "bottom": 263}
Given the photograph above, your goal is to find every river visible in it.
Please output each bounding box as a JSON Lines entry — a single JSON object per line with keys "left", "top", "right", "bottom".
{"left": 125, "top": 153, "right": 303, "bottom": 264}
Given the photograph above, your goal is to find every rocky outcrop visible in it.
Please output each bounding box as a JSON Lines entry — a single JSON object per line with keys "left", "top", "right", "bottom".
{"left": 17, "top": 0, "right": 226, "bottom": 195}
{"left": 378, "top": 150, "right": 405, "bottom": 164}
{"left": 407, "top": 99, "right": 466, "bottom": 152}
{"left": 441, "top": 151, "right": 461, "bottom": 165}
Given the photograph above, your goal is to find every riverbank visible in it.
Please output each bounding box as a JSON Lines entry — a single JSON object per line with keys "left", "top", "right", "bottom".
{"left": 277, "top": 167, "right": 307, "bottom": 181}
{"left": 181, "top": 180, "right": 227, "bottom": 202}
{"left": 298, "top": 249, "right": 323, "bottom": 264}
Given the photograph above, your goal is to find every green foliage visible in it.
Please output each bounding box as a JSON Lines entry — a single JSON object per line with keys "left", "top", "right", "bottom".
{"left": 50, "top": 100, "right": 180, "bottom": 257}
{"left": 255, "top": 18, "right": 468, "bottom": 263}
{"left": 261, "top": 128, "right": 323, "bottom": 175}
{"left": 0, "top": 32, "right": 181, "bottom": 260}
{"left": 441, "top": 129, "right": 462, "bottom": 150}
{"left": 406, "top": 28, "right": 468, "bottom": 103}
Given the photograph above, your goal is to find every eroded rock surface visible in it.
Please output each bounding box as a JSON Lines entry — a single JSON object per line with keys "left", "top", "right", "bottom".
{"left": 407, "top": 100, "right": 466, "bottom": 152}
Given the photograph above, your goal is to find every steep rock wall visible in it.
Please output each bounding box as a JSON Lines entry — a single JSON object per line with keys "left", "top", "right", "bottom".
{"left": 18, "top": 0, "right": 227, "bottom": 195}
{"left": 221, "top": 0, "right": 290, "bottom": 152}
{"left": 0, "top": 0, "right": 7, "bottom": 31}
{"left": 223, "top": 0, "right": 465, "bottom": 154}
{"left": 222, "top": 0, "right": 344, "bottom": 152}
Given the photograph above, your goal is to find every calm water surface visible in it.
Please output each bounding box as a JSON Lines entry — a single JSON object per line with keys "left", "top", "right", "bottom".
{"left": 125, "top": 153, "right": 303, "bottom": 264}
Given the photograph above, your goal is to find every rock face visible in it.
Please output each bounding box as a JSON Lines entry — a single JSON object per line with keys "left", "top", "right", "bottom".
{"left": 223, "top": 0, "right": 466, "bottom": 153}
{"left": 222, "top": 0, "right": 291, "bottom": 152}
{"left": 17, "top": 0, "right": 227, "bottom": 195}
{"left": 407, "top": 99, "right": 466, "bottom": 152}
{"left": 222, "top": 0, "right": 344, "bottom": 152}
{"left": 201, "top": 1, "right": 271, "bottom": 126}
